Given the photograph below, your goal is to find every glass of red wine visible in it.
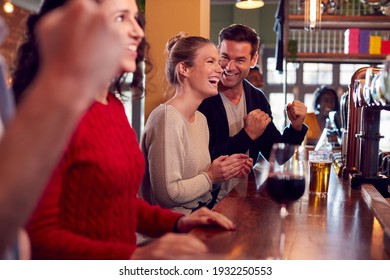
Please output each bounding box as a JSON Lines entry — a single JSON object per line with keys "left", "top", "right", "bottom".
{"left": 264, "top": 143, "right": 306, "bottom": 259}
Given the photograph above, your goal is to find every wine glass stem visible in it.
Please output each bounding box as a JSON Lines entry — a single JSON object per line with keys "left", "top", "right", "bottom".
{"left": 278, "top": 204, "right": 288, "bottom": 259}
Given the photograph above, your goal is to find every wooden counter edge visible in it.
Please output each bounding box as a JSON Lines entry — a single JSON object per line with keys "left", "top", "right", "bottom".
{"left": 361, "top": 184, "right": 390, "bottom": 255}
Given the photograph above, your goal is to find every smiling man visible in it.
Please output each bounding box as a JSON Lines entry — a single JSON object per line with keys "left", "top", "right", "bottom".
{"left": 198, "top": 24, "right": 308, "bottom": 201}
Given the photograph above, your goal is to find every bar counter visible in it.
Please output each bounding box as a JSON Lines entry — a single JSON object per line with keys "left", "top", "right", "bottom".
{"left": 191, "top": 168, "right": 390, "bottom": 260}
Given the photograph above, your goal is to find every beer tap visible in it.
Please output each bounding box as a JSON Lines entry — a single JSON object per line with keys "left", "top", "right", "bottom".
{"left": 342, "top": 63, "right": 390, "bottom": 198}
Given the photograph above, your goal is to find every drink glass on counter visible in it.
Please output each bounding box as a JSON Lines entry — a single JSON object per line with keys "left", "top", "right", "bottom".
{"left": 309, "top": 151, "right": 333, "bottom": 196}
{"left": 253, "top": 152, "right": 269, "bottom": 190}
{"left": 263, "top": 143, "right": 307, "bottom": 259}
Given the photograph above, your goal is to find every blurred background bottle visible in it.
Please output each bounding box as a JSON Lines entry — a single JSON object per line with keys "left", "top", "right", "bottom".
{"left": 315, "top": 118, "right": 335, "bottom": 152}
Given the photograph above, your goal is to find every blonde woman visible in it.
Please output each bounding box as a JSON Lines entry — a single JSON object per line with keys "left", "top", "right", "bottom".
{"left": 141, "top": 33, "right": 253, "bottom": 214}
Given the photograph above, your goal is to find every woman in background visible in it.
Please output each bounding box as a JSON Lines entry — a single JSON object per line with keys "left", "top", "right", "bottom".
{"left": 246, "top": 65, "right": 264, "bottom": 89}
{"left": 304, "top": 85, "right": 341, "bottom": 146}
{"left": 140, "top": 33, "right": 253, "bottom": 214}
{"left": 13, "top": 0, "right": 235, "bottom": 260}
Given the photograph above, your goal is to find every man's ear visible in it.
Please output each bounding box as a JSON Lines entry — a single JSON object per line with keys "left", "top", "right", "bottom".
{"left": 178, "top": 62, "right": 190, "bottom": 78}
{"left": 250, "top": 52, "right": 259, "bottom": 68}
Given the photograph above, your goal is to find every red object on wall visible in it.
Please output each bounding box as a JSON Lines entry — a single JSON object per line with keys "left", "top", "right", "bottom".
{"left": 381, "top": 40, "right": 390, "bottom": 54}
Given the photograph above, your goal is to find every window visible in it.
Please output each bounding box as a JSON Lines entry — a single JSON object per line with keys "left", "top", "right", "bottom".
{"left": 269, "top": 92, "right": 294, "bottom": 132}
{"left": 121, "top": 72, "right": 145, "bottom": 143}
{"left": 266, "top": 57, "right": 296, "bottom": 85}
{"left": 303, "top": 63, "right": 333, "bottom": 85}
{"left": 304, "top": 93, "right": 315, "bottom": 113}
{"left": 339, "top": 64, "right": 370, "bottom": 85}
{"left": 380, "top": 110, "right": 390, "bottom": 152}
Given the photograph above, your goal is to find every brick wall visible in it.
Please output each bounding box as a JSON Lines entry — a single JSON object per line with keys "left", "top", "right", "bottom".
{"left": 0, "top": 3, "right": 30, "bottom": 74}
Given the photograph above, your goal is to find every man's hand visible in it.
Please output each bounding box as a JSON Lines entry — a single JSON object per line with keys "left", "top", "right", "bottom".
{"left": 286, "top": 100, "right": 307, "bottom": 131}
{"left": 243, "top": 109, "right": 271, "bottom": 140}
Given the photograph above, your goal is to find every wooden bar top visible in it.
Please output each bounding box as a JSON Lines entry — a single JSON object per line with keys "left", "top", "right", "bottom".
{"left": 191, "top": 168, "right": 390, "bottom": 260}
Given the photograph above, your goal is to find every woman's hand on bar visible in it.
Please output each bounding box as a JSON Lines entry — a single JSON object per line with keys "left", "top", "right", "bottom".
{"left": 131, "top": 233, "right": 208, "bottom": 260}
{"left": 176, "top": 207, "right": 236, "bottom": 233}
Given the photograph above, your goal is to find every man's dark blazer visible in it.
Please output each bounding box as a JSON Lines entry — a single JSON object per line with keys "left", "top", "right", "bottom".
{"left": 198, "top": 79, "right": 308, "bottom": 162}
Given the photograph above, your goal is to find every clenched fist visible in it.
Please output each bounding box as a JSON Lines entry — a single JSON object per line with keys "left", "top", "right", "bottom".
{"left": 286, "top": 100, "right": 307, "bottom": 131}
{"left": 243, "top": 109, "right": 271, "bottom": 140}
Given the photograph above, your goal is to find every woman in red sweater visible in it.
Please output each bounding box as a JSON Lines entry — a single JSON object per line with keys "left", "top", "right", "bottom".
{"left": 12, "top": 0, "right": 235, "bottom": 260}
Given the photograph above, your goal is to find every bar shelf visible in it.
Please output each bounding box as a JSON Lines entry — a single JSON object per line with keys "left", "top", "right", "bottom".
{"left": 289, "top": 52, "right": 388, "bottom": 63}
{"left": 288, "top": 15, "right": 390, "bottom": 30}
{"left": 285, "top": 0, "right": 390, "bottom": 64}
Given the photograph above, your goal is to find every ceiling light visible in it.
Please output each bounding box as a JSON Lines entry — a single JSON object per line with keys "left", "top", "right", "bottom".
{"left": 305, "top": 0, "right": 321, "bottom": 31}
{"left": 3, "top": 1, "right": 14, "bottom": 13}
{"left": 235, "top": 0, "right": 265, "bottom": 9}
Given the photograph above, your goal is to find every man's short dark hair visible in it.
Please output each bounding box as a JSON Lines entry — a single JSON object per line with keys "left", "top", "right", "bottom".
{"left": 218, "top": 24, "right": 260, "bottom": 58}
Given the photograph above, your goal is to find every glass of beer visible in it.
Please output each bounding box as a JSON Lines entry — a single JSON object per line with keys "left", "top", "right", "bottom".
{"left": 309, "top": 151, "right": 333, "bottom": 196}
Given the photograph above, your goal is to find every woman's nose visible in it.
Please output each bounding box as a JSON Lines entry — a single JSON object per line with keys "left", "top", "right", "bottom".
{"left": 129, "top": 20, "right": 144, "bottom": 39}
{"left": 216, "top": 63, "right": 223, "bottom": 73}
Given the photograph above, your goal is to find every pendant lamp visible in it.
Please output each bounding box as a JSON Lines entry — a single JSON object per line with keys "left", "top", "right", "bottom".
{"left": 235, "top": 0, "right": 265, "bottom": 9}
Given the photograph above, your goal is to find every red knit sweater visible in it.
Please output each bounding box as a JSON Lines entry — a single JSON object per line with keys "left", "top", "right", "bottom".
{"left": 26, "top": 93, "right": 182, "bottom": 259}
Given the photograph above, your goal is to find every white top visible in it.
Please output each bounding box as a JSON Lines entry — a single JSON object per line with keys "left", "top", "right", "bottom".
{"left": 140, "top": 104, "right": 213, "bottom": 215}
{"left": 220, "top": 92, "right": 247, "bottom": 137}
{"left": 218, "top": 92, "right": 249, "bottom": 201}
